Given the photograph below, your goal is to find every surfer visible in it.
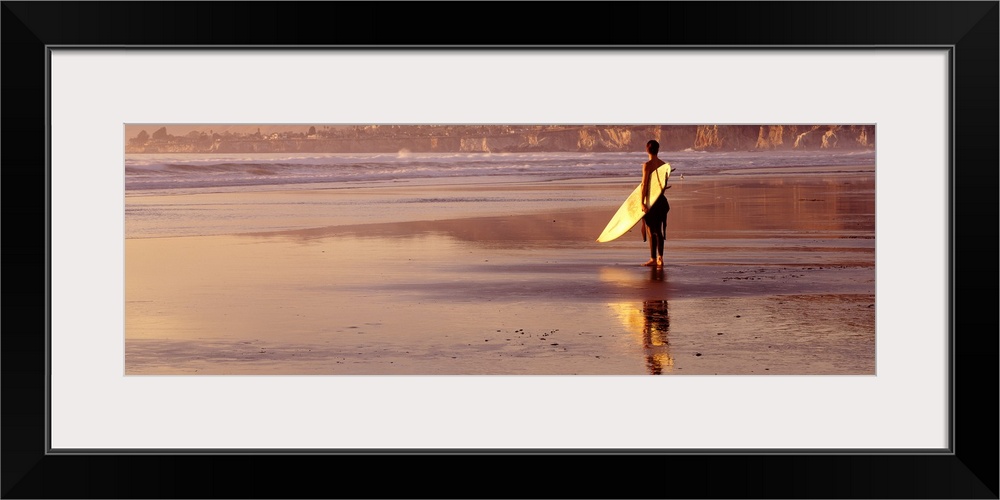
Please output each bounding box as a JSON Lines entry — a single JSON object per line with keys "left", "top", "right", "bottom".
{"left": 641, "top": 140, "right": 670, "bottom": 267}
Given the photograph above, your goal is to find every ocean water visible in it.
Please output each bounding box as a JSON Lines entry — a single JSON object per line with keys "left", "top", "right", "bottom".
{"left": 124, "top": 150, "right": 876, "bottom": 238}
{"left": 125, "top": 150, "right": 876, "bottom": 193}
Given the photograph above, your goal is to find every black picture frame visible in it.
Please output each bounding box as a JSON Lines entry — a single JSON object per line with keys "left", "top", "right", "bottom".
{"left": 3, "top": 2, "right": 997, "bottom": 498}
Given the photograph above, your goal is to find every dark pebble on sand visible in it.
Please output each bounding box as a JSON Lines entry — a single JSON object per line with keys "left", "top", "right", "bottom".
{"left": 717, "top": 332, "right": 724, "bottom": 335}
{"left": 695, "top": 352, "right": 702, "bottom": 356}
{"left": 551, "top": 343, "right": 559, "bottom": 346}
{"left": 735, "top": 315, "right": 741, "bottom": 318}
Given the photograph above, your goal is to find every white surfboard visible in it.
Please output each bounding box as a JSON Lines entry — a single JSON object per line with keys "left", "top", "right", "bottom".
{"left": 596, "top": 163, "right": 671, "bottom": 243}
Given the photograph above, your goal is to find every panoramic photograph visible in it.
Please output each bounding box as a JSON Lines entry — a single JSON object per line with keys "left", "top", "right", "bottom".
{"left": 124, "top": 124, "right": 876, "bottom": 375}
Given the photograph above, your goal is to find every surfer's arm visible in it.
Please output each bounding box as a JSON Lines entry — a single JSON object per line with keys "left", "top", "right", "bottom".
{"left": 641, "top": 163, "right": 654, "bottom": 211}
{"left": 662, "top": 166, "right": 676, "bottom": 189}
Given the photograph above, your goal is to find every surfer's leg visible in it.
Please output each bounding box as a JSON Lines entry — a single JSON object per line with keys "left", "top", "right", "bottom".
{"left": 643, "top": 232, "right": 658, "bottom": 266}
{"left": 661, "top": 200, "right": 670, "bottom": 261}
{"left": 643, "top": 247, "right": 657, "bottom": 266}
{"left": 649, "top": 232, "right": 663, "bottom": 267}
{"left": 649, "top": 214, "right": 665, "bottom": 266}
{"left": 658, "top": 203, "right": 669, "bottom": 265}
{"left": 644, "top": 225, "right": 662, "bottom": 267}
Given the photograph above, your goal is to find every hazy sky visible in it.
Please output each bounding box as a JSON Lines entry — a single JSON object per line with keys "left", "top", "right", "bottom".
{"left": 124, "top": 124, "right": 576, "bottom": 138}
{"left": 124, "top": 124, "right": 345, "bottom": 138}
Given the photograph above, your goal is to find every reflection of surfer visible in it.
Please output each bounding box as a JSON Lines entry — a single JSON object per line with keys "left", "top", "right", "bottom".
{"left": 642, "top": 300, "right": 673, "bottom": 374}
{"left": 641, "top": 140, "right": 670, "bottom": 267}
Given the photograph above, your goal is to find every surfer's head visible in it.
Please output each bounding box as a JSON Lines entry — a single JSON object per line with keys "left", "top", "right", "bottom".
{"left": 646, "top": 140, "right": 660, "bottom": 156}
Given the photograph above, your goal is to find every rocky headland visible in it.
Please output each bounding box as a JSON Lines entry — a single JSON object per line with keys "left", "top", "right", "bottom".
{"left": 125, "top": 125, "right": 875, "bottom": 154}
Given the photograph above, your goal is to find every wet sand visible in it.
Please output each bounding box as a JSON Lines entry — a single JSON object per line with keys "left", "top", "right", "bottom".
{"left": 125, "top": 167, "right": 875, "bottom": 375}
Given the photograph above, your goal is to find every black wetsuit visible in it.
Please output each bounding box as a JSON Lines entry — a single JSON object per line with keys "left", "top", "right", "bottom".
{"left": 643, "top": 192, "right": 669, "bottom": 259}
{"left": 643, "top": 192, "right": 669, "bottom": 237}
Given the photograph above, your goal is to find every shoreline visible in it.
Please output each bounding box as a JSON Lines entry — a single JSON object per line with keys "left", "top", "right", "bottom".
{"left": 123, "top": 161, "right": 875, "bottom": 196}
{"left": 125, "top": 164, "right": 875, "bottom": 238}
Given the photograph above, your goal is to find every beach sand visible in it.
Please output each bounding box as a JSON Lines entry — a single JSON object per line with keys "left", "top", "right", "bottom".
{"left": 125, "top": 167, "right": 875, "bottom": 375}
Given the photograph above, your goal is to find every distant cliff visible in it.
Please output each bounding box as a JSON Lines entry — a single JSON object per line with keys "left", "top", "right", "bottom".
{"left": 126, "top": 125, "right": 875, "bottom": 154}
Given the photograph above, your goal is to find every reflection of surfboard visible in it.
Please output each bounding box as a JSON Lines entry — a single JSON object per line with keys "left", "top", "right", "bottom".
{"left": 608, "top": 301, "right": 674, "bottom": 372}
{"left": 596, "top": 163, "right": 671, "bottom": 243}
{"left": 608, "top": 302, "right": 645, "bottom": 333}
